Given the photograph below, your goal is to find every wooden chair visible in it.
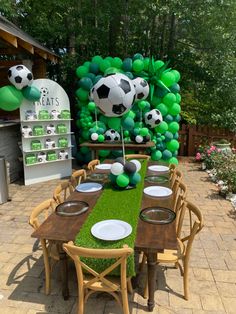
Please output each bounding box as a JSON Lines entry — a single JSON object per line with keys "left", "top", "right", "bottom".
{"left": 171, "top": 169, "right": 183, "bottom": 192}
{"left": 70, "top": 169, "right": 87, "bottom": 188}
{"left": 63, "top": 241, "right": 133, "bottom": 314}
{"left": 173, "top": 180, "right": 187, "bottom": 213}
{"left": 169, "top": 164, "right": 177, "bottom": 187}
{"left": 125, "top": 154, "right": 150, "bottom": 160}
{"left": 88, "top": 159, "right": 100, "bottom": 171}
{"left": 29, "top": 199, "right": 58, "bottom": 295}
{"left": 143, "top": 200, "right": 204, "bottom": 300}
{"left": 53, "top": 181, "right": 74, "bottom": 204}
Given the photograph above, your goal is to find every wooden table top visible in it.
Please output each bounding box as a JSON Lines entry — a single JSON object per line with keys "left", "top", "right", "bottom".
{"left": 80, "top": 141, "right": 155, "bottom": 150}
{"left": 32, "top": 162, "right": 177, "bottom": 253}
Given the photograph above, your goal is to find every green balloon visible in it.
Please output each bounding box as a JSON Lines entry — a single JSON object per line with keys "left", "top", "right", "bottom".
{"left": 99, "top": 60, "right": 111, "bottom": 72}
{"left": 89, "top": 63, "right": 100, "bottom": 74}
{"left": 94, "top": 75, "right": 103, "bottom": 84}
{"left": 99, "top": 150, "right": 110, "bottom": 157}
{"left": 138, "top": 100, "right": 147, "bottom": 110}
{"left": 164, "top": 114, "right": 173, "bottom": 123}
{"left": 0, "top": 85, "right": 23, "bottom": 111}
{"left": 169, "top": 103, "right": 181, "bottom": 115}
{"left": 75, "top": 119, "right": 81, "bottom": 128}
{"left": 168, "top": 157, "right": 179, "bottom": 165}
{"left": 175, "top": 93, "right": 181, "bottom": 103}
{"left": 171, "top": 70, "right": 181, "bottom": 82}
{"left": 79, "top": 77, "right": 93, "bottom": 91}
{"left": 122, "top": 58, "right": 133, "bottom": 71}
{"left": 132, "top": 59, "right": 144, "bottom": 72}
{"left": 170, "top": 83, "right": 180, "bottom": 93}
{"left": 124, "top": 72, "right": 134, "bottom": 79}
{"left": 105, "top": 56, "right": 113, "bottom": 63}
{"left": 122, "top": 117, "right": 134, "bottom": 131}
{"left": 129, "top": 172, "right": 141, "bottom": 185}
{"left": 97, "top": 134, "right": 105, "bottom": 142}
{"left": 85, "top": 72, "right": 96, "bottom": 82}
{"left": 133, "top": 128, "right": 140, "bottom": 136}
{"left": 151, "top": 150, "right": 162, "bottom": 161}
{"left": 22, "top": 85, "right": 41, "bottom": 101}
{"left": 124, "top": 130, "right": 129, "bottom": 137}
{"left": 108, "top": 117, "right": 121, "bottom": 130}
{"left": 140, "top": 127, "right": 149, "bottom": 136}
{"left": 76, "top": 88, "right": 89, "bottom": 101}
{"left": 161, "top": 72, "right": 176, "bottom": 87}
{"left": 111, "top": 57, "right": 123, "bottom": 68}
{"left": 133, "top": 53, "right": 143, "bottom": 61}
{"left": 88, "top": 101, "right": 96, "bottom": 112}
{"left": 109, "top": 173, "right": 117, "bottom": 183}
{"left": 152, "top": 96, "right": 162, "bottom": 107}
{"left": 116, "top": 173, "right": 129, "bottom": 188}
{"left": 99, "top": 115, "right": 108, "bottom": 124}
{"left": 166, "top": 139, "right": 179, "bottom": 152}
{"left": 124, "top": 110, "right": 135, "bottom": 119}
{"left": 164, "top": 131, "right": 173, "bottom": 142}
{"left": 83, "top": 61, "right": 91, "bottom": 68}
{"left": 168, "top": 121, "right": 179, "bottom": 133}
{"left": 104, "top": 67, "right": 120, "bottom": 76}
{"left": 76, "top": 66, "right": 89, "bottom": 78}
{"left": 82, "top": 130, "right": 90, "bottom": 140}
{"left": 80, "top": 146, "right": 89, "bottom": 154}
{"left": 154, "top": 60, "right": 164, "bottom": 70}
{"left": 92, "top": 55, "right": 103, "bottom": 65}
{"left": 156, "top": 103, "right": 168, "bottom": 116}
{"left": 155, "top": 121, "right": 168, "bottom": 134}
{"left": 143, "top": 57, "right": 150, "bottom": 71}
{"left": 76, "top": 151, "right": 84, "bottom": 162}
{"left": 162, "top": 149, "right": 172, "bottom": 160}
{"left": 163, "top": 93, "right": 176, "bottom": 106}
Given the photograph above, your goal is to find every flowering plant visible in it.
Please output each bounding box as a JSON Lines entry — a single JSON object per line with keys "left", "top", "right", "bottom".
{"left": 195, "top": 144, "right": 221, "bottom": 169}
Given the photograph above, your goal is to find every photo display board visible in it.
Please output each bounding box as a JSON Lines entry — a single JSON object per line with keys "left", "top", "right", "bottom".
{"left": 20, "top": 79, "right": 72, "bottom": 185}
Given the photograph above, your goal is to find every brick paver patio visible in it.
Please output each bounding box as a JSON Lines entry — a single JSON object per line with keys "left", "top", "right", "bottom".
{"left": 0, "top": 158, "right": 236, "bottom": 313}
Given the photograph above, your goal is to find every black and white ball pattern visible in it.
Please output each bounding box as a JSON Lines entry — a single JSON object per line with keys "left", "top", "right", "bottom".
{"left": 132, "top": 77, "right": 149, "bottom": 100}
{"left": 91, "top": 73, "right": 136, "bottom": 117}
{"left": 8, "top": 65, "right": 33, "bottom": 90}
{"left": 144, "top": 109, "right": 163, "bottom": 128}
{"left": 105, "top": 129, "right": 120, "bottom": 141}
{"left": 40, "top": 87, "right": 49, "bottom": 97}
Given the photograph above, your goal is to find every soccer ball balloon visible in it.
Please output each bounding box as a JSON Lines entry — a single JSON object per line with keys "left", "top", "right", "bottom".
{"left": 8, "top": 65, "right": 33, "bottom": 90}
{"left": 91, "top": 73, "right": 136, "bottom": 117}
{"left": 132, "top": 77, "right": 149, "bottom": 100}
{"left": 144, "top": 109, "right": 163, "bottom": 128}
{"left": 105, "top": 129, "right": 120, "bottom": 141}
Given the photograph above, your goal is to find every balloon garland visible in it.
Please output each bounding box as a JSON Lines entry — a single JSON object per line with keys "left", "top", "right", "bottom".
{"left": 75, "top": 54, "right": 181, "bottom": 165}
{"left": 0, "top": 65, "right": 41, "bottom": 111}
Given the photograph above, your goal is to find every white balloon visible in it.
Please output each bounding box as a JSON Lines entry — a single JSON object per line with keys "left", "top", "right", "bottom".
{"left": 91, "top": 132, "right": 98, "bottom": 141}
{"left": 130, "top": 159, "right": 141, "bottom": 172}
{"left": 111, "top": 162, "right": 124, "bottom": 175}
{"left": 135, "top": 135, "right": 143, "bottom": 143}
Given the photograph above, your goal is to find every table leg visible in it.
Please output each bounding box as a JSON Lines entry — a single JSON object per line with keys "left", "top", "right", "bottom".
{"left": 57, "top": 244, "right": 69, "bottom": 300}
{"left": 147, "top": 252, "right": 157, "bottom": 312}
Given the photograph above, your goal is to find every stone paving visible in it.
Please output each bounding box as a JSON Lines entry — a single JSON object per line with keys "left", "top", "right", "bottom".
{"left": 0, "top": 158, "right": 236, "bottom": 313}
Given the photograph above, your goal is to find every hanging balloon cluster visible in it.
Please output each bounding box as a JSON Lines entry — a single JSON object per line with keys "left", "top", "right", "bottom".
{"left": 75, "top": 53, "right": 181, "bottom": 165}
{"left": 0, "top": 65, "right": 41, "bottom": 111}
{"left": 109, "top": 157, "right": 141, "bottom": 189}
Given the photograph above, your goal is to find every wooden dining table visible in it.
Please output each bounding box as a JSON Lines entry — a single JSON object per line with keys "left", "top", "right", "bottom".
{"left": 31, "top": 161, "right": 177, "bottom": 312}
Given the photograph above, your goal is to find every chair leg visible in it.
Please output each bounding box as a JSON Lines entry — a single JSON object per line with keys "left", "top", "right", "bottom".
{"left": 127, "top": 278, "right": 133, "bottom": 294}
{"left": 183, "top": 261, "right": 189, "bottom": 300}
{"left": 143, "top": 276, "right": 148, "bottom": 299}
{"left": 41, "top": 240, "right": 51, "bottom": 295}
{"left": 78, "top": 290, "right": 84, "bottom": 314}
{"left": 121, "top": 288, "right": 130, "bottom": 314}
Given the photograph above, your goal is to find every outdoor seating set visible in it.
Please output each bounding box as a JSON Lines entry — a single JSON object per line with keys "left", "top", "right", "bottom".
{"left": 29, "top": 155, "right": 204, "bottom": 314}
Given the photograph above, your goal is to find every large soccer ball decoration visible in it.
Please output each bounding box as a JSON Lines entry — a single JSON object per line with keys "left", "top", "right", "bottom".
{"left": 91, "top": 73, "right": 136, "bottom": 117}
{"left": 144, "top": 109, "right": 163, "bottom": 128}
{"left": 105, "top": 129, "right": 120, "bottom": 141}
{"left": 8, "top": 65, "right": 33, "bottom": 90}
{"left": 132, "top": 77, "right": 149, "bottom": 100}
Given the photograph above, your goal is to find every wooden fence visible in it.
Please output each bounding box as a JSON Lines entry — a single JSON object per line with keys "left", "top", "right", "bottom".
{"left": 179, "top": 125, "right": 236, "bottom": 156}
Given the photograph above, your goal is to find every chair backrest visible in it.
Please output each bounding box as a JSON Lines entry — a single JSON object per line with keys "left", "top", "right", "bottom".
{"left": 88, "top": 159, "right": 100, "bottom": 171}
{"left": 70, "top": 169, "right": 87, "bottom": 188}
{"left": 173, "top": 180, "right": 187, "bottom": 213}
{"left": 169, "top": 164, "right": 177, "bottom": 186}
{"left": 29, "top": 198, "right": 56, "bottom": 230}
{"left": 63, "top": 241, "right": 133, "bottom": 293}
{"left": 171, "top": 169, "right": 183, "bottom": 192}
{"left": 177, "top": 200, "right": 204, "bottom": 259}
{"left": 125, "top": 154, "right": 150, "bottom": 160}
{"left": 53, "top": 181, "right": 74, "bottom": 204}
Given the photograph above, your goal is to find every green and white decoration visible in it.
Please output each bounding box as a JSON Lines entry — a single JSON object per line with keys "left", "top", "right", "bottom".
{"left": 75, "top": 54, "right": 181, "bottom": 165}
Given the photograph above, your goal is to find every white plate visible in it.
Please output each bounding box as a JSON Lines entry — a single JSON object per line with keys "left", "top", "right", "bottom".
{"left": 148, "top": 165, "right": 169, "bottom": 172}
{"left": 95, "top": 164, "right": 111, "bottom": 170}
{"left": 76, "top": 182, "right": 103, "bottom": 193}
{"left": 144, "top": 186, "right": 172, "bottom": 198}
{"left": 91, "top": 219, "right": 132, "bottom": 241}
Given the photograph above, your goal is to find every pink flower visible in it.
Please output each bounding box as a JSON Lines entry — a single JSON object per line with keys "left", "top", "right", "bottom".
{"left": 195, "top": 152, "right": 202, "bottom": 160}
{"left": 207, "top": 149, "right": 212, "bottom": 155}
{"left": 210, "top": 146, "right": 216, "bottom": 151}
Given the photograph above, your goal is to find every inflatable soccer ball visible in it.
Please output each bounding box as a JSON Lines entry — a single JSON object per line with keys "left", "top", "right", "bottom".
{"left": 105, "top": 129, "right": 120, "bottom": 141}
{"left": 132, "top": 77, "right": 149, "bottom": 100}
{"left": 91, "top": 73, "right": 136, "bottom": 117}
{"left": 8, "top": 65, "right": 33, "bottom": 90}
{"left": 144, "top": 109, "right": 163, "bottom": 128}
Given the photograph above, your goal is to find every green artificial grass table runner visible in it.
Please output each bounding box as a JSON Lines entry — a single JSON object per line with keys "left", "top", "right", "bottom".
{"left": 75, "top": 159, "right": 147, "bottom": 277}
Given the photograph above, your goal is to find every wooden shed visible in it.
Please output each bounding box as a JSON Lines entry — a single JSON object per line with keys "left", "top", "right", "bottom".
{"left": 0, "top": 15, "right": 59, "bottom": 182}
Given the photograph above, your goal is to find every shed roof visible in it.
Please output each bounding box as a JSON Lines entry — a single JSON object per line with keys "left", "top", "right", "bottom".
{"left": 0, "top": 15, "right": 59, "bottom": 62}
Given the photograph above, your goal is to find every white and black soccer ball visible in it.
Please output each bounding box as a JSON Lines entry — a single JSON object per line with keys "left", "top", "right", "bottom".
{"left": 144, "top": 109, "right": 163, "bottom": 128}
{"left": 132, "top": 77, "right": 149, "bottom": 100}
{"left": 46, "top": 124, "right": 55, "bottom": 135}
{"left": 91, "top": 73, "right": 136, "bottom": 117}
{"left": 59, "top": 150, "right": 69, "bottom": 160}
{"left": 105, "top": 129, "right": 120, "bottom": 141}
{"left": 21, "top": 125, "right": 32, "bottom": 137}
{"left": 37, "top": 152, "right": 47, "bottom": 163}
{"left": 45, "top": 139, "right": 56, "bottom": 149}
{"left": 25, "top": 110, "right": 37, "bottom": 120}
{"left": 40, "top": 87, "right": 49, "bottom": 97}
{"left": 8, "top": 65, "right": 33, "bottom": 90}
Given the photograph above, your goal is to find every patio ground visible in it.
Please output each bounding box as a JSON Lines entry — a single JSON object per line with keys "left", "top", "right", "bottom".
{"left": 0, "top": 158, "right": 236, "bottom": 314}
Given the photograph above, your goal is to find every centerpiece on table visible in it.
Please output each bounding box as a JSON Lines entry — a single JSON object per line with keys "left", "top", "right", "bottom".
{"left": 109, "top": 157, "right": 142, "bottom": 189}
